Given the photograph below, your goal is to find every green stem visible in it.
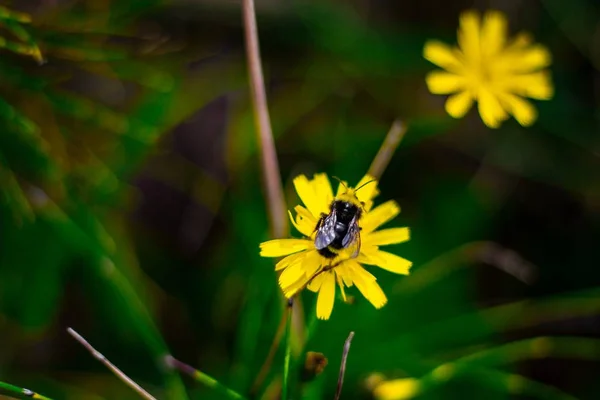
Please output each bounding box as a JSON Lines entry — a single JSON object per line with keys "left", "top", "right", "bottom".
{"left": 281, "top": 300, "right": 294, "bottom": 400}
{"left": 165, "top": 356, "right": 246, "bottom": 400}
{"left": 0, "top": 381, "right": 52, "bottom": 400}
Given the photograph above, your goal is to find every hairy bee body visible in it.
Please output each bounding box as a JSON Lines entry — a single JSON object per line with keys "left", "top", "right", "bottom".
{"left": 314, "top": 199, "right": 362, "bottom": 259}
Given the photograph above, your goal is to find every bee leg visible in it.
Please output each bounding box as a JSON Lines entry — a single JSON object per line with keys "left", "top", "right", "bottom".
{"left": 313, "top": 212, "right": 327, "bottom": 232}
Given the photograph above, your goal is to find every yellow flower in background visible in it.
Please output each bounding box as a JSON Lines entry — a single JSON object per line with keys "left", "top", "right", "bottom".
{"left": 369, "top": 376, "right": 422, "bottom": 400}
{"left": 424, "top": 10, "right": 554, "bottom": 128}
{"left": 260, "top": 173, "right": 412, "bottom": 320}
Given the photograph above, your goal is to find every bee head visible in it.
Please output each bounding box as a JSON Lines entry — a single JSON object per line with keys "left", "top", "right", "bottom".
{"left": 332, "top": 176, "right": 376, "bottom": 209}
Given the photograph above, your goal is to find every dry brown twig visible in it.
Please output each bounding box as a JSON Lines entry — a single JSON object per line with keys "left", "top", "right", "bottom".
{"left": 368, "top": 119, "right": 408, "bottom": 180}
{"left": 66, "top": 327, "right": 157, "bottom": 400}
{"left": 334, "top": 331, "right": 355, "bottom": 400}
{"left": 242, "top": 0, "right": 288, "bottom": 239}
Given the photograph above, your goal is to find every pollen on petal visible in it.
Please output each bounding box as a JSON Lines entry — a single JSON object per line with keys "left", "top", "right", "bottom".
{"left": 316, "top": 272, "right": 336, "bottom": 320}
{"left": 260, "top": 239, "right": 311, "bottom": 257}
{"left": 361, "top": 200, "right": 400, "bottom": 233}
{"left": 363, "top": 227, "right": 410, "bottom": 246}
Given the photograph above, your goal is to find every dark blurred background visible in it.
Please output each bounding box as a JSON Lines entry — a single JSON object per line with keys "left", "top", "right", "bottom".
{"left": 0, "top": 0, "right": 599, "bottom": 399}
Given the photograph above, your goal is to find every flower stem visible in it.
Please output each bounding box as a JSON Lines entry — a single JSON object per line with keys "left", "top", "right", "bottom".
{"left": 368, "top": 119, "right": 407, "bottom": 180}
{"left": 242, "top": 0, "right": 288, "bottom": 238}
{"left": 250, "top": 308, "right": 289, "bottom": 395}
{"left": 281, "top": 299, "right": 294, "bottom": 400}
{"left": 164, "top": 356, "right": 246, "bottom": 400}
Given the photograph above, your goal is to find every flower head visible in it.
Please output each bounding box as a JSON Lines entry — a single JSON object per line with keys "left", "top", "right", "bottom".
{"left": 424, "top": 10, "right": 553, "bottom": 128}
{"left": 259, "top": 173, "right": 411, "bottom": 320}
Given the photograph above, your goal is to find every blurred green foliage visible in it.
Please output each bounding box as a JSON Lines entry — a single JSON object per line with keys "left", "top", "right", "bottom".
{"left": 1, "top": 1, "right": 600, "bottom": 399}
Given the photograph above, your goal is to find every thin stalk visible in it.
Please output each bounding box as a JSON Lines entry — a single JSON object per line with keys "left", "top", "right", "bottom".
{"left": 242, "top": 0, "right": 287, "bottom": 239}
{"left": 250, "top": 308, "right": 289, "bottom": 395}
{"left": 164, "top": 356, "right": 245, "bottom": 400}
{"left": 67, "top": 328, "right": 156, "bottom": 400}
{"left": 368, "top": 119, "right": 408, "bottom": 180}
{"left": 281, "top": 300, "right": 294, "bottom": 400}
{"left": 334, "top": 332, "right": 355, "bottom": 400}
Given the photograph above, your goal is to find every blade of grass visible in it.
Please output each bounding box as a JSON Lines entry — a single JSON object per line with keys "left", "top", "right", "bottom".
{"left": 0, "top": 381, "right": 53, "bottom": 400}
{"left": 281, "top": 299, "right": 294, "bottom": 400}
{"left": 164, "top": 356, "right": 245, "bottom": 400}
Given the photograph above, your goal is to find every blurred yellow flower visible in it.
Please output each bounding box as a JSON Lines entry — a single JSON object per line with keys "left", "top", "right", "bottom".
{"left": 423, "top": 10, "right": 553, "bottom": 128}
{"left": 260, "top": 173, "right": 412, "bottom": 320}
{"left": 373, "top": 378, "right": 421, "bottom": 400}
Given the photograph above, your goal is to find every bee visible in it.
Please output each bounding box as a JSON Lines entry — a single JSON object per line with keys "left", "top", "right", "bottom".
{"left": 314, "top": 178, "right": 375, "bottom": 260}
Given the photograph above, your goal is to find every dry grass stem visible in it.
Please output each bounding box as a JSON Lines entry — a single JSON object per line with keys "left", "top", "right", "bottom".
{"left": 66, "top": 327, "right": 157, "bottom": 400}
{"left": 242, "top": 0, "right": 287, "bottom": 238}
{"left": 368, "top": 119, "right": 407, "bottom": 180}
{"left": 334, "top": 331, "right": 355, "bottom": 400}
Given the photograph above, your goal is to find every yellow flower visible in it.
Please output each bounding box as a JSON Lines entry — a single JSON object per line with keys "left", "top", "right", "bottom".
{"left": 371, "top": 378, "right": 422, "bottom": 400}
{"left": 423, "top": 10, "right": 553, "bottom": 128}
{"left": 259, "top": 173, "right": 412, "bottom": 320}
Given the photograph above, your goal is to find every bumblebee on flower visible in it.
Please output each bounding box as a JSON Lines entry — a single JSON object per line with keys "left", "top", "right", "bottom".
{"left": 260, "top": 173, "right": 412, "bottom": 320}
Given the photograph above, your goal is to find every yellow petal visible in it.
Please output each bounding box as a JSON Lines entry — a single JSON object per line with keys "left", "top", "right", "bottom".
{"left": 307, "top": 272, "right": 325, "bottom": 292}
{"left": 335, "top": 262, "right": 354, "bottom": 287}
{"left": 293, "top": 175, "right": 323, "bottom": 219}
{"left": 477, "top": 89, "right": 508, "bottom": 128}
{"left": 361, "top": 200, "right": 400, "bottom": 233}
{"left": 363, "top": 227, "right": 410, "bottom": 246}
{"left": 481, "top": 10, "right": 507, "bottom": 56}
{"left": 282, "top": 276, "right": 309, "bottom": 298}
{"left": 301, "top": 250, "right": 323, "bottom": 279}
{"left": 506, "top": 44, "right": 552, "bottom": 72}
{"left": 279, "top": 259, "right": 306, "bottom": 289}
{"left": 354, "top": 174, "right": 379, "bottom": 204}
{"left": 363, "top": 250, "right": 412, "bottom": 275}
{"left": 275, "top": 251, "right": 305, "bottom": 271}
{"left": 294, "top": 205, "right": 319, "bottom": 235}
{"left": 312, "top": 173, "right": 334, "bottom": 213}
{"left": 348, "top": 263, "right": 387, "bottom": 308}
{"left": 335, "top": 271, "right": 347, "bottom": 302}
{"left": 423, "top": 40, "right": 464, "bottom": 73}
{"left": 425, "top": 71, "right": 465, "bottom": 94}
{"left": 445, "top": 90, "right": 474, "bottom": 118}
{"left": 260, "top": 239, "right": 311, "bottom": 257}
{"left": 288, "top": 210, "right": 312, "bottom": 237}
{"left": 458, "top": 10, "right": 481, "bottom": 62}
{"left": 506, "top": 71, "right": 554, "bottom": 100}
{"left": 499, "top": 93, "right": 538, "bottom": 127}
{"left": 316, "top": 272, "right": 336, "bottom": 320}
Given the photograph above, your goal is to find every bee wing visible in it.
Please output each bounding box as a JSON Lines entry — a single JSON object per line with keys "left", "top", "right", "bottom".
{"left": 342, "top": 215, "right": 361, "bottom": 259}
{"left": 314, "top": 211, "right": 337, "bottom": 250}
